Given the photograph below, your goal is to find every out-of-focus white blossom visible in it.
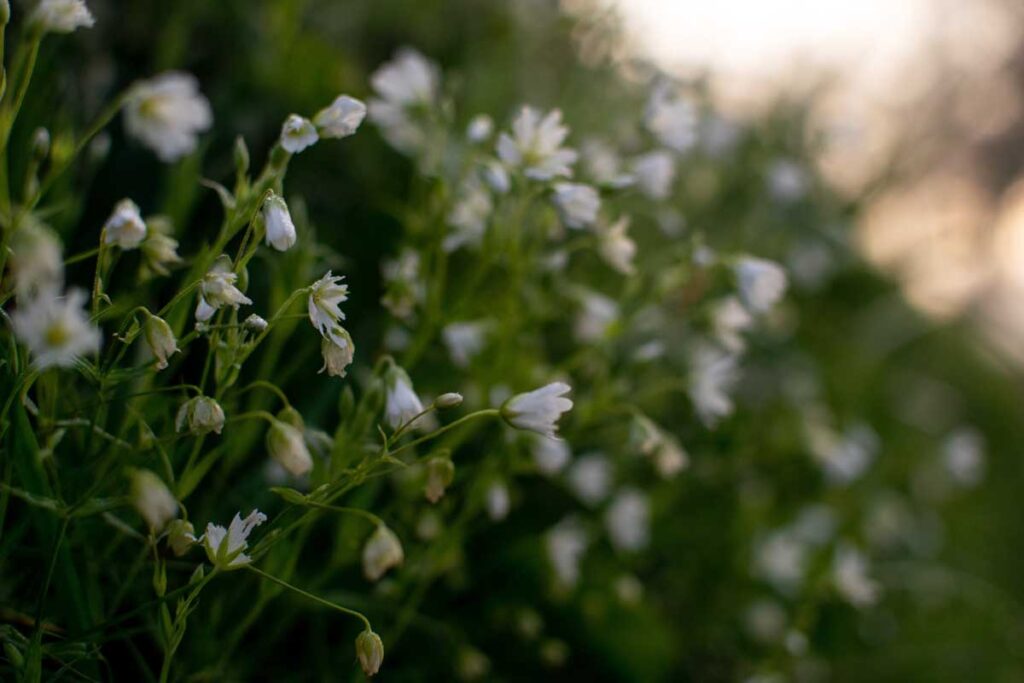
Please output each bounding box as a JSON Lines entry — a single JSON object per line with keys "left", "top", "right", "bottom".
{"left": 30, "top": 0, "right": 93, "bottom": 34}
{"left": 502, "top": 382, "right": 573, "bottom": 439}
{"left": 712, "top": 296, "right": 754, "bottom": 353}
{"left": 363, "top": 525, "right": 404, "bottom": 581}
{"left": 597, "top": 216, "right": 636, "bottom": 275}
{"left": 532, "top": 434, "right": 571, "bottom": 475}
{"left": 567, "top": 453, "right": 611, "bottom": 506}
{"left": 442, "top": 321, "right": 488, "bottom": 368}
{"left": 497, "top": 106, "right": 577, "bottom": 181}
{"left": 832, "top": 543, "right": 880, "bottom": 607}
{"left": 10, "top": 220, "right": 63, "bottom": 295}
{"left": 124, "top": 72, "right": 212, "bottom": 162}
{"left": 313, "top": 95, "right": 366, "bottom": 139}
{"left": 279, "top": 114, "right": 318, "bottom": 154}
{"left": 581, "top": 139, "right": 633, "bottom": 188}
{"left": 486, "top": 480, "right": 511, "bottom": 521}
{"left": 380, "top": 250, "right": 424, "bottom": 319}
{"left": 320, "top": 328, "right": 355, "bottom": 378}
{"left": 262, "top": 194, "right": 297, "bottom": 251}
{"left": 688, "top": 345, "right": 739, "bottom": 428}
{"left": 444, "top": 177, "right": 492, "bottom": 252}
{"left": 546, "top": 517, "right": 588, "bottom": 588}
{"left": 198, "top": 510, "right": 267, "bottom": 570}
{"left": 631, "top": 150, "right": 676, "bottom": 200}
{"left": 267, "top": 419, "right": 313, "bottom": 476}
{"left": 12, "top": 288, "right": 101, "bottom": 368}
{"left": 103, "top": 199, "right": 147, "bottom": 249}
{"left": 745, "top": 599, "right": 787, "bottom": 643}
{"left": 308, "top": 271, "right": 349, "bottom": 346}
{"left": 551, "top": 182, "right": 600, "bottom": 229}
{"left": 175, "top": 396, "right": 225, "bottom": 436}
{"left": 754, "top": 531, "right": 807, "bottom": 593}
{"left": 654, "top": 437, "right": 689, "bottom": 478}
{"left": 424, "top": 457, "right": 455, "bottom": 503}
{"left": 942, "top": 427, "right": 985, "bottom": 487}
{"left": 574, "top": 290, "right": 618, "bottom": 343}
{"left": 197, "top": 257, "right": 251, "bottom": 321}
{"left": 140, "top": 216, "right": 182, "bottom": 277}
{"left": 767, "top": 159, "right": 809, "bottom": 202}
{"left": 466, "top": 114, "right": 494, "bottom": 142}
{"left": 735, "top": 256, "right": 788, "bottom": 314}
{"left": 368, "top": 48, "right": 440, "bottom": 154}
{"left": 481, "top": 159, "right": 511, "bottom": 194}
{"left": 605, "top": 488, "right": 650, "bottom": 552}
{"left": 644, "top": 82, "right": 697, "bottom": 153}
{"left": 384, "top": 365, "right": 424, "bottom": 429}
{"left": 129, "top": 469, "right": 178, "bottom": 531}
{"left": 807, "top": 419, "right": 879, "bottom": 485}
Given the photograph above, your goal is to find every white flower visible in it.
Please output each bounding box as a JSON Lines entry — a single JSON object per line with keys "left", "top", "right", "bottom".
{"left": 444, "top": 177, "right": 492, "bottom": 252}
{"left": 832, "top": 543, "right": 879, "bottom": 607}
{"left": 175, "top": 396, "right": 225, "bottom": 436}
{"left": 199, "top": 510, "right": 267, "bottom": 570}
{"left": 12, "top": 288, "right": 101, "bottom": 369}
{"left": 308, "top": 271, "right": 349, "bottom": 345}
{"left": 812, "top": 423, "right": 878, "bottom": 485}
{"left": 442, "top": 321, "right": 487, "bottom": 368}
{"left": 124, "top": 72, "right": 212, "bottom": 162}
{"left": 466, "top": 114, "right": 494, "bottom": 142}
{"left": 103, "top": 199, "right": 147, "bottom": 249}
{"left": 654, "top": 437, "right": 690, "bottom": 479}
{"left": 481, "top": 159, "right": 511, "bottom": 194}
{"left": 735, "top": 256, "right": 788, "bottom": 314}
{"left": 143, "top": 314, "right": 178, "bottom": 370}
{"left": 532, "top": 434, "right": 571, "bottom": 475}
{"left": 368, "top": 48, "right": 440, "bottom": 154}
{"left": 319, "top": 328, "right": 355, "bottom": 378}
{"left": 546, "top": 517, "right": 588, "bottom": 588}
{"left": 501, "top": 382, "right": 573, "bottom": 439}
{"left": 424, "top": 457, "right": 455, "bottom": 503}
{"left": 942, "top": 427, "right": 985, "bottom": 487}
{"left": 605, "top": 488, "right": 650, "bottom": 553}
{"left": 688, "top": 345, "right": 739, "bottom": 428}
{"left": 631, "top": 150, "right": 676, "bottom": 200}
{"left": 712, "top": 296, "right": 754, "bottom": 353}
{"left": 10, "top": 220, "right": 63, "bottom": 295}
{"left": 313, "top": 95, "right": 366, "bottom": 139}
{"left": 486, "top": 480, "right": 511, "bottom": 521}
{"left": 644, "top": 82, "right": 697, "bottom": 153}
{"left": 754, "top": 531, "right": 807, "bottom": 592}
{"left": 198, "top": 257, "right": 251, "bottom": 317}
{"left": 551, "top": 182, "right": 600, "bottom": 229}
{"left": 30, "top": 0, "right": 94, "bottom": 33}
{"left": 767, "top": 159, "right": 808, "bottom": 202}
{"left": 266, "top": 420, "right": 313, "bottom": 476}
{"left": 140, "top": 217, "right": 182, "bottom": 276}
{"left": 384, "top": 365, "right": 424, "bottom": 429}
{"left": 581, "top": 139, "right": 633, "bottom": 189}
{"left": 567, "top": 453, "right": 611, "bottom": 506}
{"left": 380, "top": 250, "right": 424, "bottom": 319}
{"left": 262, "top": 194, "right": 296, "bottom": 251}
{"left": 497, "top": 107, "right": 578, "bottom": 181}
{"left": 362, "top": 524, "right": 404, "bottom": 581}
{"left": 279, "top": 114, "right": 318, "bottom": 154}
{"left": 574, "top": 290, "right": 618, "bottom": 343}
{"left": 129, "top": 469, "right": 178, "bottom": 531}
{"left": 597, "top": 216, "right": 636, "bottom": 276}
{"left": 355, "top": 629, "right": 385, "bottom": 677}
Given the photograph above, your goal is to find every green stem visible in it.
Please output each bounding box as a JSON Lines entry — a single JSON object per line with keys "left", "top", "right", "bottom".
{"left": 387, "top": 409, "right": 499, "bottom": 459}
{"left": 246, "top": 565, "right": 371, "bottom": 631}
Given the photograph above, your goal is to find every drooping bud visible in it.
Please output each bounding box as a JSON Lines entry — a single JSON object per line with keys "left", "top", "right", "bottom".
{"left": 319, "top": 327, "right": 354, "bottom": 378}
{"left": 175, "top": 396, "right": 225, "bottom": 436}
{"left": 103, "top": 198, "right": 147, "bottom": 249}
{"left": 424, "top": 456, "right": 455, "bottom": 503}
{"left": 129, "top": 469, "right": 178, "bottom": 532}
{"left": 143, "top": 313, "right": 178, "bottom": 370}
{"left": 355, "top": 629, "right": 384, "bottom": 677}
{"left": 266, "top": 418, "right": 312, "bottom": 476}
{"left": 362, "top": 525, "right": 404, "bottom": 581}
{"left": 261, "top": 193, "right": 296, "bottom": 252}
{"left": 244, "top": 314, "right": 268, "bottom": 333}
{"left": 166, "top": 519, "right": 196, "bottom": 556}
{"left": 436, "top": 392, "right": 463, "bottom": 409}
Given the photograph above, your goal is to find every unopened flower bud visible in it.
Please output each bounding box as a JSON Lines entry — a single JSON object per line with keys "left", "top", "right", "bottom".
{"left": 103, "top": 198, "right": 147, "bottom": 250}
{"left": 320, "top": 332, "right": 355, "bottom": 378}
{"left": 262, "top": 193, "right": 296, "bottom": 252}
{"left": 362, "top": 525, "right": 404, "bottom": 581}
{"left": 267, "top": 419, "right": 312, "bottom": 476}
{"left": 166, "top": 519, "right": 196, "bottom": 556}
{"left": 436, "top": 392, "right": 463, "bottom": 408}
{"left": 424, "top": 457, "right": 455, "bottom": 503}
{"left": 355, "top": 629, "right": 384, "bottom": 677}
{"left": 244, "top": 314, "right": 268, "bottom": 333}
{"left": 175, "top": 396, "right": 225, "bottom": 436}
{"left": 233, "top": 135, "right": 250, "bottom": 176}
{"left": 143, "top": 313, "right": 178, "bottom": 370}
{"left": 31, "top": 128, "right": 50, "bottom": 161}
{"left": 129, "top": 469, "right": 178, "bottom": 531}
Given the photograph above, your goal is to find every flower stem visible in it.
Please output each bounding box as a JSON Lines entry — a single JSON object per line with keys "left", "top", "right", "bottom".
{"left": 246, "top": 565, "right": 371, "bottom": 631}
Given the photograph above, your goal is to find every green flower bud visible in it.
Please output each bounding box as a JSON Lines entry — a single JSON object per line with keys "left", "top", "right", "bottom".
{"left": 355, "top": 629, "right": 384, "bottom": 677}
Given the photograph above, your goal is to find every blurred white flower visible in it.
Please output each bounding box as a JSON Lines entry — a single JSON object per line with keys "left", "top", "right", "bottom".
{"left": 308, "top": 271, "right": 349, "bottom": 345}
{"left": 809, "top": 421, "right": 878, "bottom": 485}
{"left": 744, "top": 599, "right": 787, "bottom": 643}
{"left": 12, "top": 288, "right": 101, "bottom": 368}
{"left": 532, "top": 434, "right": 571, "bottom": 475}
{"left": 551, "top": 182, "right": 600, "bottom": 229}
{"left": 442, "top": 321, "right": 488, "bottom": 368}
{"left": 313, "top": 95, "right": 366, "bottom": 139}
{"left": 280, "top": 114, "right": 318, "bottom": 154}
{"left": 546, "top": 517, "right": 588, "bottom": 587}
{"left": 320, "top": 328, "right": 355, "bottom": 378}
{"left": 198, "top": 257, "right": 251, "bottom": 319}
{"left": 597, "top": 216, "right": 636, "bottom": 275}
{"left": 30, "top": 0, "right": 93, "bottom": 33}
{"left": 199, "top": 510, "right": 267, "bottom": 570}
{"left": 712, "top": 296, "right": 753, "bottom": 353}
{"left": 605, "top": 488, "right": 650, "bottom": 552}
{"left": 124, "top": 72, "right": 212, "bottom": 162}
{"left": 567, "top": 453, "right": 611, "bottom": 506}
{"left": 497, "top": 106, "right": 577, "bottom": 180}
{"left": 175, "top": 396, "right": 225, "bottom": 436}
{"left": 143, "top": 314, "right": 178, "bottom": 370}
{"left": 644, "top": 82, "right": 697, "bottom": 153}
{"left": 486, "top": 480, "right": 511, "bottom": 521}
{"left": 581, "top": 139, "right": 633, "bottom": 189}
{"left": 384, "top": 365, "right": 424, "bottom": 429}
{"left": 129, "top": 469, "right": 177, "bottom": 531}
{"left": 363, "top": 524, "right": 404, "bottom": 581}
{"left": 424, "top": 457, "right": 455, "bottom": 503}
{"left": 734, "top": 256, "right": 788, "bottom": 314}
{"left": 140, "top": 217, "right": 182, "bottom": 277}
{"left": 754, "top": 531, "right": 807, "bottom": 593}
{"left": 481, "top": 159, "right": 511, "bottom": 194}
{"left": 574, "top": 290, "right": 618, "bottom": 343}
{"left": 688, "top": 345, "right": 739, "bottom": 428}
{"left": 267, "top": 419, "right": 313, "bottom": 476}
{"left": 654, "top": 437, "right": 689, "bottom": 479}
{"left": 767, "top": 159, "right": 809, "bottom": 202}
{"left": 10, "top": 220, "right": 63, "bottom": 295}
{"left": 368, "top": 48, "right": 440, "bottom": 154}
{"left": 466, "top": 114, "right": 494, "bottom": 142}
{"left": 380, "top": 250, "right": 424, "bottom": 319}
{"left": 832, "top": 543, "right": 879, "bottom": 607}
{"left": 444, "top": 177, "right": 492, "bottom": 252}
{"left": 942, "top": 427, "right": 985, "bottom": 487}
{"left": 103, "top": 199, "right": 147, "bottom": 249}
{"left": 631, "top": 150, "right": 676, "bottom": 200}
{"left": 262, "top": 194, "right": 296, "bottom": 251}
{"left": 502, "top": 382, "right": 573, "bottom": 439}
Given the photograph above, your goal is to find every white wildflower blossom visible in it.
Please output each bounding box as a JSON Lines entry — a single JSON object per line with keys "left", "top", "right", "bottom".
{"left": 466, "top": 114, "right": 494, "bottom": 142}
{"left": 198, "top": 510, "right": 267, "bottom": 570}
{"left": 175, "top": 396, "right": 225, "bottom": 436}
{"left": 481, "top": 159, "right": 511, "bottom": 194}
{"left": 735, "top": 256, "right": 788, "bottom": 314}
{"left": 368, "top": 48, "right": 440, "bottom": 154}
{"left": 384, "top": 365, "right": 424, "bottom": 429}
{"left": 546, "top": 517, "right": 588, "bottom": 588}
{"left": 712, "top": 296, "right": 754, "bottom": 353}
{"left": 597, "top": 216, "right": 636, "bottom": 275}
{"left": 767, "top": 159, "right": 809, "bottom": 202}
{"left": 424, "top": 457, "right": 455, "bottom": 503}
{"left": 313, "top": 95, "right": 366, "bottom": 139}
{"left": 442, "top": 321, "right": 488, "bottom": 368}
{"left": 754, "top": 531, "right": 808, "bottom": 593}
{"left": 12, "top": 288, "right": 101, "bottom": 369}
{"left": 567, "top": 453, "right": 611, "bottom": 507}
{"left": 140, "top": 216, "right": 182, "bottom": 276}
{"left": 10, "top": 220, "right": 63, "bottom": 295}
{"left": 581, "top": 139, "right": 633, "bottom": 188}
{"left": 502, "top": 382, "right": 573, "bottom": 439}
{"left": 688, "top": 344, "right": 739, "bottom": 428}
{"left": 319, "top": 328, "right": 355, "bottom": 378}
{"left": 380, "top": 250, "right": 424, "bottom": 319}
{"left": 267, "top": 419, "right": 313, "bottom": 476}
{"left": 444, "top": 177, "right": 492, "bottom": 252}
{"left": 103, "top": 199, "right": 147, "bottom": 249}
{"left": 551, "top": 182, "right": 600, "bottom": 229}
{"left": 124, "top": 72, "right": 212, "bottom": 162}
{"left": 574, "top": 290, "right": 618, "bottom": 343}
{"left": 363, "top": 524, "right": 404, "bottom": 581}
{"left": 307, "top": 271, "right": 349, "bottom": 345}
{"left": 197, "top": 257, "right": 251, "bottom": 319}
{"left": 654, "top": 437, "right": 689, "bottom": 479}
{"left": 532, "top": 434, "right": 571, "bottom": 476}
{"left": 129, "top": 469, "right": 178, "bottom": 531}
{"left": 605, "top": 488, "right": 650, "bottom": 552}
{"left": 497, "top": 106, "right": 577, "bottom": 180}
{"left": 631, "top": 150, "right": 676, "bottom": 200}
{"left": 279, "top": 114, "right": 318, "bottom": 154}
{"left": 262, "top": 194, "right": 297, "bottom": 251}
{"left": 832, "top": 543, "right": 879, "bottom": 607}
{"left": 486, "top": 480, "right": 511, "bottom": 521}
{"left": 942, "top": 427, "right": 985, "bottom": 486}
{"left": 30, "top": 0, "right": 94, "bottom": 34}
{"left": 645, "top": 81, "right": 698, "bottom": 152}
